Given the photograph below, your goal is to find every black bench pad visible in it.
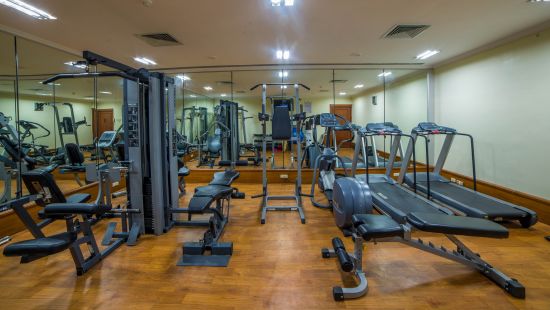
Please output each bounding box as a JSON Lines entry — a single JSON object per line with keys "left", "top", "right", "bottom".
{"left": 44, "top": 203, "right": 100, "bottom": 215}
{"left": 353, "top": 214, "right": 404, "bottom": 240}
{"left": 3, "top": 232, "right": 76, "bottom": 257}
{"left": 407, "top": 212, "right": 509, "bottom": 238}
{"left": 209, "top": 171, "right": 240, "bottom": 186}
{"left": 194, "top": 185, "right": 233, "bottom": 198}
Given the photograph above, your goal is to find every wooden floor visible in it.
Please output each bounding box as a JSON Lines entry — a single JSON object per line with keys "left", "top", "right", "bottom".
{"left": 1, "top": 183, "right": 550, "bottom": 309}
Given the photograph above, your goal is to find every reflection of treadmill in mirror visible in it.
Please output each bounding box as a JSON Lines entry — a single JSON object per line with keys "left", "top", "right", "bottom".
{"left": 401, "top": 122, "right": 537, "bottom": 228}
{"left": 97, "top": 131, "right": 119, "bottom": 162}
{"left": 367, "top": 122, "right": 403, "bottom": 168}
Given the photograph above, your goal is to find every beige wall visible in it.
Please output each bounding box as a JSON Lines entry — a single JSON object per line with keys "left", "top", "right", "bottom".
{"left": 434, "top": 28, "right": 550, "bottom": 199}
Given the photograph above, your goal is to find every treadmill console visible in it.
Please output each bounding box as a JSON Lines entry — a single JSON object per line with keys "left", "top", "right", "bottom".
{"left": 97, "top": 131, "right": 117, "bottom": 148}
{"left": 415, "top": 122, "right": 456, "bottom": 134}
{"left": 318, "top": 113, "right": 339, "bottom": 128}
{"left": 365, "top": 123, "right": 401, "bottom": 134}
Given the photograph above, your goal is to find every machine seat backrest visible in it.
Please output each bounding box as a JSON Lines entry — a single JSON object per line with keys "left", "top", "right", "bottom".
{"left": 22, "top": 169, "right": 67, "bottom": 207}
{"left": 65, "top": 143, "right": 84, "bottom": 165}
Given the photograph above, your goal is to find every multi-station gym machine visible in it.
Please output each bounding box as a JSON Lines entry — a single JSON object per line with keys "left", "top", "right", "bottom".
{"left": 43, "top": 51, "right": 180, "bottom": 236}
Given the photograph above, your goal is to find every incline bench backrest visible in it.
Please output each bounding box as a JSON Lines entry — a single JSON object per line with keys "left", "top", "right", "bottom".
{"left": 22, "top": 169, "right": 67, "bottom": 206}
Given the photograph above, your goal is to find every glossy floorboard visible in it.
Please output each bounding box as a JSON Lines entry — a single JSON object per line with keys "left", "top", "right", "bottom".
{"left": 0, "top": 183, "right": 549, "bottom": 309}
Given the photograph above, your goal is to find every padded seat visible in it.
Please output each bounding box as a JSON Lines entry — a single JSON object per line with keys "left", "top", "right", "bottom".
{"left": 3, "top": 232, "right": 76, "bottom": 257}
{"left": 44, "top": 203, "right": 100, "bottom": 215}
{"left": 178, "top": 167, "right": 190, "bottom": 177}
{"left": 194, "top": 185, "right": 233, "bottom": 198}
{"left": 352, "top": 214, "right": 404, "bottom": 241}
{"left": 208, "top": 171, "right": 240, "bottom": 186}
{"left": 407, "top": 212, "right": 509, "bottom": 238}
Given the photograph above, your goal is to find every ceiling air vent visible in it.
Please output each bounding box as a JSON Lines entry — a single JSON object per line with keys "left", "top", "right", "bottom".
{"left": 329, "top": 79, "right": 348, "bottom": 84}
{"left": 383, "top": 25, "right": 430, "bottom": 39}
{"left": 137, "top": 33, "right": 182, "bottom": 47}
{"left": 216, "top": 81, "right": 233, "bottom": 85}
{"left": 236, "top": 90, "right": 246, "bottom": 94}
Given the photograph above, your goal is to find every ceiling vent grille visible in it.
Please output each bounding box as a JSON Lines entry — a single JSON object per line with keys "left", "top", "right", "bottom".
{"left": 137, "top": 33, "right": 182, "bottom": 46}
{"left": 383, "top": 25, "right": 430, "bottom": 39}
{"left": 329, "top": 79, "right": 348, "bottom": 84}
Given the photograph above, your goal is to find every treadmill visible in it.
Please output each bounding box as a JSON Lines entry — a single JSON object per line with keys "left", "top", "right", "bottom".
{"left": 401, "top": 122, "right": 537, "bottom": 228}
{"left": 351, "top": 123, "right": 453, "bottom": 223}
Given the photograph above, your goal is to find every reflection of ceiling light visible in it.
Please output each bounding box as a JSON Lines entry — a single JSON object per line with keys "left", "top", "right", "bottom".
{"left": 64, "top": 61, "right": 87, "bottom": 69}
{"left": 378, "top": 72, "right": 392, "bottom": 77}
{"left": 100, "top": 91, "right": 112, "bottom": 95}
{"left": 203, "top": 86, "right": 213, "bottom": 91}
{"left": 354, "top": 84, "right": 364, "bottom": 89}
{"left": 176, "top": 75, "right": 191, "bottom": 81}
{"left": 271, "top": 0, "right": 294, "bottom": 6}
{"left": 278, "top": 71, "right": 289, "bottom": 78}
{"left": 339, "top": 92, "right": 347, "bottom": 96}
{"left": 83, "top": 96, "right": 94, "bottom": 100}
{"left": 416, "top": 50, "right": 440, "bottom": 60}
{"left": 190, "top": 95, "right": 197, "bottom": 98}
{"left": 281, "top": 85, "right": 288, "bottom": 89}
{"left": 36, "top": 93, "right": 51, "bottom": 96}
{"left": 134, "top": 57, "right": 157, "bottom": 65}
{"left": 0, "top": 0, "right": 57, "bottom": 20}
{"left": 276, "top": 50, "right": 290, "bottom": 60}
{"left": 221, "top": 94, "right": 227, "bottom": 97}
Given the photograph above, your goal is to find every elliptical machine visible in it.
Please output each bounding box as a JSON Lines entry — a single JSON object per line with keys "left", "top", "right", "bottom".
{"left": 308, "top": 113, "right": 353, "bottom": 209}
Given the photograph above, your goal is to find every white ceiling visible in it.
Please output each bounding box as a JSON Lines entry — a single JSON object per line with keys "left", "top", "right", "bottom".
{"left": 0, "top": 0, "right": 549, "bottom": 70}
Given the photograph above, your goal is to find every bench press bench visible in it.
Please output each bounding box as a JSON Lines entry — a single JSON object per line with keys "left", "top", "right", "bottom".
{"left": 323, "top": 210, "right": 525, "bottom": 301}
{"left": 172, "top": 170, "right": 244, "bottom": 267}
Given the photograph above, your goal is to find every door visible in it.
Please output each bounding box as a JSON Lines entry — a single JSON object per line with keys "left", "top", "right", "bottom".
{"left": 92, "top": 109, "right": 114, "bottom": 139}
{"left": 330, "top": 104, "right": 353, "bottom": 148}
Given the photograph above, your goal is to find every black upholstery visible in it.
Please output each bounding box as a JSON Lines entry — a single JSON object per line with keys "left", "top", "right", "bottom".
{"left": 209, "top": 171, "right": 240, "bottom": 186}
{"left": 3, "top": 232, "right": 76, "bottom": 257}
{"left": 178, "top": 166, "right": 190, "bottom": 177}
{"left": 272, "top": 106, "right": 292, "bottom": 140}
{"left": 188, "top": 197, "right": 217, "bottom": 213}
{"left": 407, "top": 212, "right": 509, "bottom": 238}
{"left": 194, "top": 185, "right": 234, "bottom": 198}
{"left": 352, "top": 214, "right": 404, "bottom": 240}
{"left": 65, "top": 143, "right": 84, "bottom": 165}
{"left": 44, "top": 203, "right": 100, "bottom": 215}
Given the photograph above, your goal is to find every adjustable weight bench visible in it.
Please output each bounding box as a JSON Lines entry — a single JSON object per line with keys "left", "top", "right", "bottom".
{"left": 323, "top": 211, "right": 525, "bottom": 301}
{"left": 172, "top": 170, "right": 244, "bottom": 267}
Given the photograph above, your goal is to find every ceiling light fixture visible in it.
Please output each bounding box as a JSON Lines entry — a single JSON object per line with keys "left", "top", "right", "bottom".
{"left": 190, "top": 94, "right": 197, "bottom": 98}
{"left": 416, "top": 50, "right": 440, "bottom": 60}
{"left": 204, "top": 86, "right": 213, "bottom": 91}
{"left": 83, "top": 96, "right": 94, "bottom": 100}
{"left": 271, "top": 0, "right": 294, "bottom": 6}
{"left": 221, "top": 94, "right": 227, "bottom": 97}
{"left": 134, "top": 57, "right": 157, "bottom": 66}
{"left": 281, "top": 85, "right": 288, "bottom": 89}
{"left": 0, "top": 0, "right": 57, "bottom": 20}
{"left": 40, "top": 82, "right": 61, "bottom": 86}
{"left": 36, "top": 93, "right": 51, "bottom": 96}
{"left": 378, "top": 72, "right": 392, "bottom": 77}
{"left": 278, "top": 71, "right": 289, "bottom": 78}
{"left": 176, "top": 74, "right": 191, "bottom": 81}
{"left": 276, "top": 50, "right": 290, "bottom": 60}
{"left": 339, "top": 92, "right": 347, "bottom": 96}
{"left": 354, "top": 84, "right": 364, "bottom": 89}
{"left": 100, "top": 91, "right": 112, "bottom": 95}
{"left": 528, "top": 0, "right": 550, "bottom": 2}
{"left": 64, "top": 61, "right": 87, "bottom": 69}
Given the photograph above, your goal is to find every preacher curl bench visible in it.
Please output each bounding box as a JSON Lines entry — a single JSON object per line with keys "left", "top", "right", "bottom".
{"left": 172, "top": 170, "right": 244, "bottom": 267}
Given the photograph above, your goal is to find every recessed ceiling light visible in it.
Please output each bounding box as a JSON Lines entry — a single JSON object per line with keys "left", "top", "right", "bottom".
{"left": 416, "top": 50, "right": 440, "bottom": 60}
{"left": 83, "top": 96, "right": 94, "bottom": 100}
{"left": 221, "top": 94, "right": 227, "bottom": 97}
{"left": 176, "top": 74, "right": 191, "bottom": 81}
{"left": 354, "top": 84, "right": 364, "bottom": 89}
{"left": 36, "top": 92, "right": 51, "bottom": 96}
{"left": 276, "top": 50, "right": 290, "bottom": 60}
{"left": 281, "top": 85, "right": 288, "bottom": 89}
{"left": 40, "top": 82, "right": 60, "bottom": 86}
{"left": 134, "top": 57, "right": 157, "bottom": 65}
{"left": 0, "top": 0, "right": 57, "bottom": 20}
{"left": 204, "top": 86, "right": 213, "bottom": 91}
{"left": 528, "top": 0, "right": 550, "bottom": 2}
{"left": 64, "top": 61, "right": 87, "bottom": 69}
{"left": 339, "top": 92, "right": 347, "bottom": 96}
{"left": 271, "top": 0, "right": 294, "bottom": 6}
{"left": 378, "top": 72, "right": 392, "bottom": 77}
{"left": 278, "top": 71, "right": 289, "bottom": 78}
{"left": 190, "top": 94, "right": 197, "bottom": 98}
{"left": 100, "top": 91, "right": 112, "bottom": 95}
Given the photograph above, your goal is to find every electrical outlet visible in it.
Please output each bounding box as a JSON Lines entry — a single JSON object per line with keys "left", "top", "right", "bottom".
{"left": 450, "top": 177, "right": 456, "bottom": 183}
{"left": 280, "top": 174, "right": 289, "bottom": 179}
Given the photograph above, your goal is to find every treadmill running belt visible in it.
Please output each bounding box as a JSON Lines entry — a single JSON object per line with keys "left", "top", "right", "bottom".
{"left": 418, "top": 181, "right": 525, "bottom": 218}
{"left": 369, "top": 182, "right": 447, "bottom": 223}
